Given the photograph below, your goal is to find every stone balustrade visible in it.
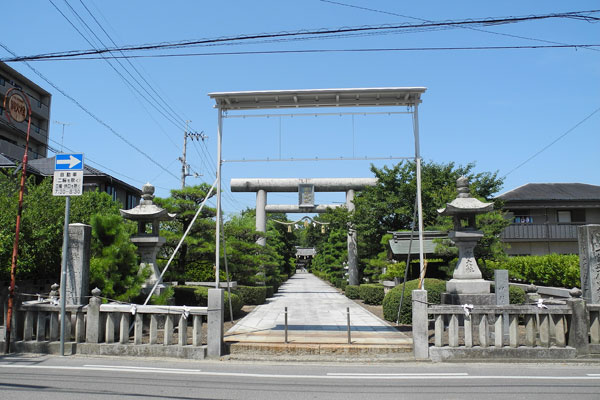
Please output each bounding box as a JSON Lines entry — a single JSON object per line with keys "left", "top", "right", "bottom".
{"left": 412, "top": 289, "right": 596, "bottom": 361}
{"left": 1, "top": 286, "right": 224, "bottom": 359}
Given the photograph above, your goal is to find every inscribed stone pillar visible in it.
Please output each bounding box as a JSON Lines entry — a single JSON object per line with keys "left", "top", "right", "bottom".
{"left": 346, "top": 189, "right": 358, "bottom": 286}
{"left": 495, "top": 269, "right": 509, "bottom": 338}
{"left": 578, "top": 224, "right": 600, "bottom": 303}
{"left": 66, "top": 223, "right": 91, "bottom": 305}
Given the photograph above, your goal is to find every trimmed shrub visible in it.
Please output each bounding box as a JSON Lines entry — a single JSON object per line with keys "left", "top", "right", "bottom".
{"left": 359, "top": 284, "right": 385, "bottom": 305}
{"left": 173, "top": 285, "right": 243, "bottom": 317}
{"left": 340, "top": 280, "right": 348, "bottom": 291}
{"left": 345, "top": 285, "right": 360, "bottom": 299}
{"left": 509, "top": 285, "right": 526, "bottom": 304}
{"left": 382, "top": 278, "right": 446, "bottom": 324}
{"left": 486, "top": 254, "right": 579, "bottom": 288}
{"left": 265, "top": 286, "right": 274, "bottom": 299}
{"left": 235, "top": 285, "right": 267, "bottom": 305}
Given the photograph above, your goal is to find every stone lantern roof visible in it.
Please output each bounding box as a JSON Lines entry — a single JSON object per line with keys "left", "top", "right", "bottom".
{"left": 438, "top": 176, "right": 493, "bottom": 217}
{"left": 120, "top": 182, "right": 176, "bottom": 222}
{"left": 120, "top": 183, "right": 175, "bottom": 237}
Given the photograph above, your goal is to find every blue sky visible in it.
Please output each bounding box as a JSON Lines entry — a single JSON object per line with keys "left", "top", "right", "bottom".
{"left": 2, "top": 1, "right": 598, "bottom": 216}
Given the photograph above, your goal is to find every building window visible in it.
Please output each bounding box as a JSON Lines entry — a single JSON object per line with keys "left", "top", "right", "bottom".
{"left": 105, "top": 185, "right": 117, "bottom": 201}
{"left": 557, "top": 210, "right": 572, "bottom": 223}
{"left": 514, "top": 215, "right": 533, "bottom": 223}
{"left": 126, "top": 193, "right": 138, "bottom": 209}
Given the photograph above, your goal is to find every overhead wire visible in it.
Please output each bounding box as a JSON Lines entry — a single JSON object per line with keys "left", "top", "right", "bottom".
{"left": 502, "top": 106, "right": 600, "bottom": 178}
{"left": 51, "top": 0, "right": 186, "bottom": 142}
{"left": 3, "top": 9, "right": 599, "bottom": 62}
{"left": 0, "top": 42, "right": 180, "bottom": 182}
{"left": 319, "top": 0, "right": 600, "bottom": 52}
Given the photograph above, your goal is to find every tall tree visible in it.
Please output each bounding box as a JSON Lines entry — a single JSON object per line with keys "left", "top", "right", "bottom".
{"left": 154, "top": 184, "right": 216, "bottom": 283}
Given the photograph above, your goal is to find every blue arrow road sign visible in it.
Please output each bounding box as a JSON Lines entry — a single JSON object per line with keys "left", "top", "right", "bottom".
{"left": 55, "top": 153, "right": 83, "bottom": 171}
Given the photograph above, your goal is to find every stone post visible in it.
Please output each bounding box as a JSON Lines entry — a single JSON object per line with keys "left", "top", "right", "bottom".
{"left": 412, "top": 289, "right": 429, "bottom": 360}
{"left": 567, "top": 288, "right": 590, "bottom": 356}
{"left": 495, "top": 269, "right": 509, "bottom": 338}
{"left": 86, "top": 288, "right": 101, "bottom": 343}
{"left": 346, "top": 189, "right": 359, "bottom": 286}
{"left": 66, "top": 223, "right": 91, "bottom": 305}
{"left": 207, "top": 288, "right": 224, "bottom": 357}
{"left": 578, "top": 224, "right": 600, "bottom": 303}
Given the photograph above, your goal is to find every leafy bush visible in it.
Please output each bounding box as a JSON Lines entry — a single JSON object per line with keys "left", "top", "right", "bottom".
{"left": 340, "top": 280, "right": 348, "bottom": 291}
{"left": 382, "top": 278, "right": 446, "bottom": 324}
{"left": 265, "top": 286, "right": 274, "bottom": 299}
{"left": 235, "top": 285, "right": 267, "bottom": 305}
{"left": 173, "top": 285, "right": 242, "bottom": 318}
{"left": 345, "top": 285, "right": 360, "bottom": 299}
{"left": 486, "top": 254, "right": 579, "bottom": 288}
{"left": 359, "top": 284, "right": 385, "bottom": 305}
{"left": 509, "top": 285, "right": 526, "bottom": 304}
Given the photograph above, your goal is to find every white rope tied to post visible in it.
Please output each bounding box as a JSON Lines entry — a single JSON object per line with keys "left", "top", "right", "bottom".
{"left": 462, "top": 304, "right": 474, "bottom": 317}
{"left": 537, "top": 298, "right": 548, "bottom": 309}
{"left": 130, "top": 304, "right": 137, "bottom": 315}
{"left": 182, "top": 306, "right": 190, "bottom": 319}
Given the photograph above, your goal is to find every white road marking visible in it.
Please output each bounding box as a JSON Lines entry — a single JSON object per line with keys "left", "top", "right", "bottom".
{"left": 85, "top": 364, "right": 202, "bottom": 372}
{"left": 0, "top": 365, "right": 599, "bottom": 380}
{"left": 327, "top": 373, "right": 468, "bottom": 376}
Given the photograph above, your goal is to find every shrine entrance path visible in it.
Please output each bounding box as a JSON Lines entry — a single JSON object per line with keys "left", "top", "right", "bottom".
{"left": 225, "top": 273, "right": 412, "bottom": 346}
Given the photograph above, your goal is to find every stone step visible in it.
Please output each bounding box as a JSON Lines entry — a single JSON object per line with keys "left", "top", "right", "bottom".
{"left": 226, "top": 342, "right": 414, "bottom": 361}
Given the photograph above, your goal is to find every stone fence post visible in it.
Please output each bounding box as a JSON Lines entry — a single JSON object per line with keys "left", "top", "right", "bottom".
{"left": 412, "top": 289, "right": 429, "bottom": 360}
{"left": 207, "top": 288, "right": 224, "bottom": 357}
{"left": 86, "top": 288, "right": 101, "bottom": 343}
{"left": 567, "top": 288, "right": 589, "bottom": 356}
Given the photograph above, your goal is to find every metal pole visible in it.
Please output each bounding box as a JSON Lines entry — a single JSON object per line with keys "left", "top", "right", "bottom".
{"left": 59, "top": 196, "right": 71, "bottom": 356}
{"left": 347, "top": 307, "right": 351, "bottom": 344}
{"left": 284, "top": 307, "right": 288, "bottom": 344}
{"left": 4, "top": 89, "right": 32, "bottom": 354}
{"left": 215, "top": 108, "right": 223, "bottom": 288}
{"left": 181, "top": 120, "right": 190, "bottom": 189}
{"left": 413, "top": 103, "right": 425, "bottom": 290}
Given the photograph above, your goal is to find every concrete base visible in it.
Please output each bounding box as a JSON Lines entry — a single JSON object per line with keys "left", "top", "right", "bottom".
{"left": 446, "top": 279, "right": 490, "bottom": 294}
{"left": 1, "top": 340, "right": 207, "bottom": 359}
{"left": 429, "top": 346, "right": 577, "bottom": 362}
{"left": 442, "top": 292, "right": 496, "bottom": 306}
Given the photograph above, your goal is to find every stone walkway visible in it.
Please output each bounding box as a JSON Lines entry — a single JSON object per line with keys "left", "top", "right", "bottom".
{"left": 225, "top": 273, "right": 412, "bottom": 346}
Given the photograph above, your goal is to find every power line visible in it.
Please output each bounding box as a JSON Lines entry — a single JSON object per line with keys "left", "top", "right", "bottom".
{"left": 3, "top": 10, "right": 598, "bottom": 62}
{"left": 14, "top": 44, "right": 598, "bottom": 61}
{"left": 503, "top": 106, "right": 600, "bottom": 178}
{"left": 0, "top": 41, "right": 179, "bottom": 182}
{"left": 49, "top": 0, "right": 187, "bottom": 138}
{"left": 319, "top": 0, "right": 600, "bottom": 52}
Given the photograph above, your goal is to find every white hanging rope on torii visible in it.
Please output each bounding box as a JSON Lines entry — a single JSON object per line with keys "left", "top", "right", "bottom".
{"left": 209, "top": 87, "right": 427, "bottom": 289}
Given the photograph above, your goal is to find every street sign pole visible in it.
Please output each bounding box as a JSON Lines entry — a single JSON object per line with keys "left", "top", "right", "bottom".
{"left": 59, "top": 196, "right": 70, "bottom": 356}
{"left": 52, "top": 153, "right": 84, "bottom": 356}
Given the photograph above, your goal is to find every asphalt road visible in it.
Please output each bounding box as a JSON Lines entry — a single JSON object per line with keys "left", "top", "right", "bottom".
{"left": 0, "top": 355, "right": 599, "bottom": 400}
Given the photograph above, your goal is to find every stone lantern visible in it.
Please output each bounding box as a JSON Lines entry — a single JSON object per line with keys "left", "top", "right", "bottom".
{"left": 120, "top": 183, "right": 175, "bottom": 293}
{"left": 438, "top": 176, "right": 494, "bottom": 304}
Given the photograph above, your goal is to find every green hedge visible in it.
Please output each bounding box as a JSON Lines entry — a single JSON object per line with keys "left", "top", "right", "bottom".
{"left": 359, "top": 284, "right": 385, "bottom": 305}
{"left": 173, "top": 286, "right": 243, "bottom": 318}
{"left": 509, "top": 285, "right": 526, "bottom": 304}
{"left": 265, "top": 286, "right": 274, "bottom": 299}
{"left": 345, "top": 285, "right": 360, "bottom": 299}
{"left": 382, "top": 278, "right": 446, "bottom": 324}
{"left": 235, "top": 285, "right": 267, "bottom": 305}
{"left": 486, "top": 254, "right": 580, "bottom": 288}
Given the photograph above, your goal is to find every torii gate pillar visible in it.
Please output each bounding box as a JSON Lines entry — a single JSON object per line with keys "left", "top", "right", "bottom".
{"left": 346, "top": 189, "right": 358, "bottom": 285}
{"left": 256, "top": 189, "right": 267, "bottom": 246}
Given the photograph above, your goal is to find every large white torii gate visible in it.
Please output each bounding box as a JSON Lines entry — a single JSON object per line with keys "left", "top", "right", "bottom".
{"left": 208, "top": 87, "right": 427, "bottom": 288}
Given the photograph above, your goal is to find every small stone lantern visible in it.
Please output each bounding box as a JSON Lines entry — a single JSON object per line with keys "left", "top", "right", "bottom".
{"left": 120, "top": 183, "right": 175, "bottom": 293}
{"left": 438, "top": 177, "right": 494, "bottom": 303}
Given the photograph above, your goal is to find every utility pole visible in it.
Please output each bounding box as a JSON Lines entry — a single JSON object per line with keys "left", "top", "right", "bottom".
{"left": 54, "top": 121, "right": 71, "bottom": 152}
{"left": 179, "top": 121, "right": 207, "bottom": 189}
